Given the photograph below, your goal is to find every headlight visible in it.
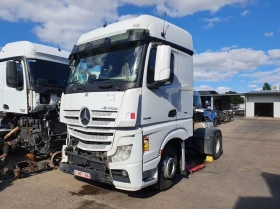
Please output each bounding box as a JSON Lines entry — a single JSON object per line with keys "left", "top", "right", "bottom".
{"left": 109, "top": 145, "right": 133, "bottom": 163}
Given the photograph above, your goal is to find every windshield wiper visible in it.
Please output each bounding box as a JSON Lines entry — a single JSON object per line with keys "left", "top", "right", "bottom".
{"left": 97, "top": 79, "right": 122, "bottom": 91}
{"left": 67, "top": 80, "right": 88, "bottom": 92}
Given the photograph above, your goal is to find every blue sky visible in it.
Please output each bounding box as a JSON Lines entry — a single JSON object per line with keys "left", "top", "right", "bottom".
{"left": 0, "top": 0, "right": 279, "bottom": 93}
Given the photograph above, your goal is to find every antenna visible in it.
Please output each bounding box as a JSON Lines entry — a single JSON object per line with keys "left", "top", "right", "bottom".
{"left": 161, "top": 12, "right": 167, "bottom": 38}
{"left": 103, "top": 14, "right": 111, "bottom": 28}
{"left": 56, "top": 43, "right": 61, "bottom": 51}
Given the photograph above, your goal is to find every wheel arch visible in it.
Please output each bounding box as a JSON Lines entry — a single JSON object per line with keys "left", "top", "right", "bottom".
{"left": 160, "top": 128, "right": 190, "bottom": 151}
{"left": 160, "top": 128, "right": 190, "bottom": 163}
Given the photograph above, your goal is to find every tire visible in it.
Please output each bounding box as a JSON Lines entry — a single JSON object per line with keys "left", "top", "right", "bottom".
{"left": 154, "top": 144, "right": 178, "bottom": 191}
{"left": 213, "top": 119, "right": 217, "bottom": 127}
{"left": 213, "top": 132, "right": 222, "bottom": 160}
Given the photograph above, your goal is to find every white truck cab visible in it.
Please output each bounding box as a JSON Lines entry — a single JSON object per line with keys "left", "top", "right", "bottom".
{"left": 0, "top": 41, "right": 70, "bottom": 114}
{"left": 59, "top": 15, "right": 223, "bottom": 191}
{"left": 0, "top": 41, "right": 71, "bottom": 155}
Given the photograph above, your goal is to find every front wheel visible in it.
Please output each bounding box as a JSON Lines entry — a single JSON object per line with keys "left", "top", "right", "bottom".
{"left": 154, "top": 144, "right": 178, "bottom": 191}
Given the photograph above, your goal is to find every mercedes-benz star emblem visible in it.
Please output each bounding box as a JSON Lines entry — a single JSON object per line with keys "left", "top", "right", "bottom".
{"left": 80, "top": 107, "right": 90, "bottom": 126}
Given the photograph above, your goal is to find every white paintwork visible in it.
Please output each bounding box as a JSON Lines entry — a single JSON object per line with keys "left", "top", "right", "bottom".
{"left": 0, "top": 60, "right": 28, "bottom": 113}
{"left": 61, "top": 15, "right": 194, "bottom": 191}
{"left": 274, "top": 103, "right": 280, "bottom": 117}
{"left": 77, "top": 15, "right": 193, "bottom": 52}
{"left": 0, "top": 41, "right": 69, "bottom": 63}
{"left": 177, "top": 51, "right": 193, "bottom": 119}
{"left": 0, "top": 41, "right": 69, "bottom": 114}
{"left": 246, "top": 94, "right": 280, "bottom": 103}
{"left": 245, "top": 94, "right": 280, "bottom": 118}
{"left": 245, "top": 102, "right": 254, "bottom": 117}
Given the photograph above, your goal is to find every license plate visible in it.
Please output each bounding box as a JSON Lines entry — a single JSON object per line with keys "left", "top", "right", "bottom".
{"left": 73, "top": 170, "right": 91, "bottom": 179}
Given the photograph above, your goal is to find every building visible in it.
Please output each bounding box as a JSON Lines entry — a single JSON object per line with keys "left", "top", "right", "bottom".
{"left": 244, "top": 90, "right": 280, "bottom": 118}
{"left": 198, "top": 91, "right": 243, "bottom": 111}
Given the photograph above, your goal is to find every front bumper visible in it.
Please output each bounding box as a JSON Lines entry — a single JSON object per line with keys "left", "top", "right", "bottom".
{"left": 60, "top": 160, "right": 143, "bottom": 191}
{"left": 60, "top": 162, "right": 113, "bottom": 184}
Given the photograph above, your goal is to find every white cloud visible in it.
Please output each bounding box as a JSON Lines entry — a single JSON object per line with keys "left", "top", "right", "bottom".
{"left": 220, "top": 45, "right": 238, "bottom": 51}
{"left": 268, "top": 49, "right": 280, "bottom": 59}
{"left": 195, "top": 85, "right": 214, "bottom": 91}
{"left": 254, "top": 87, "right": 262, "bottom": 91}
{"left": 0, "top": 0, "right": 251, "bottom": 50}
{"left": 194, "top": 47, "right": 269, "bottom": 72}
{"left": 154, "top": 0, "right": 247, "bottom": 17}
{"left": 247, "top": 84, "right": 257, "bottom": 88}
{"left": 194, "top": 46, "right": 280, "bottom": 82}
{"left": 195, "top": 85, "right": 231, "bottom": 94}
{"left": 194, "top": 70, "right": 237, "bottom": 81}
{"left": 239, "top": 68, "right": 280, "bottom": 85}
{"left": 241, "top": 10, "right": 250, "bottom": 16}
{"left": 264, "top": 32, "right": 274, "bottom": 37}
{"left": 0, "top": 0, "right": 121, "bottom": 50}
{"left": 216, "top": 86, "right": 231, "bottom": 94}
{"left": 203, "top": 16, "right": 232, "bottom": 29}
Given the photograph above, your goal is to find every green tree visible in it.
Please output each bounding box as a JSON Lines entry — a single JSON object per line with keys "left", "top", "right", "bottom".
{"left": 262, "top": 82, "right": 271, "bottom": 90}
{"left": 226, "top": 91, "right": 244, "bottom": 104}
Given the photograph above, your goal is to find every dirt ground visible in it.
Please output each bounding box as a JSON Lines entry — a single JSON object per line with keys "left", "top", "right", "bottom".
{"left": 1, "top": 117, "right": 280, "bottom": 209}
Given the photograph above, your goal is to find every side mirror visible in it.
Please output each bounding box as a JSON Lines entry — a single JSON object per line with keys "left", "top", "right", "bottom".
{"left": 6, "top": 61, "right": 18, "bottom": 87}
{"left": 154, "top": 45, "right": 171, "bottom": 82}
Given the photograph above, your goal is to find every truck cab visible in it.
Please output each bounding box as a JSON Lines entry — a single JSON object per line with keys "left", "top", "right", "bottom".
{"left": 59, "top": 15, "right": 222, "bottom": 191}
{"left": 0, "top": 41, "right": 71, "bottom": 155}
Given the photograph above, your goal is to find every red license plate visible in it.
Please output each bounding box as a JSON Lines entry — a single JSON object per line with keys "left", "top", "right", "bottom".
{"left": 73, "top": 170, "right": 91, "bottom": 179}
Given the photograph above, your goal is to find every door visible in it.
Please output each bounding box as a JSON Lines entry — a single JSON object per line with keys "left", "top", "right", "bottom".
{"left": 141, "top": 45, "right": 178, "bottom": 125}
{"left": 254, "top": 103, "right": 273, "bottom": 117}
{"left": 2, "top": 59, "right": 28, "bottom": 114}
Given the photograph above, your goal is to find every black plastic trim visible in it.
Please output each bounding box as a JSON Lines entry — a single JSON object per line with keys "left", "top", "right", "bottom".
{"left": 111, "top": 169, "right": 131, "bottom": 183}
{"left": 60, "top": 162, "right": 113, "bottom": 184}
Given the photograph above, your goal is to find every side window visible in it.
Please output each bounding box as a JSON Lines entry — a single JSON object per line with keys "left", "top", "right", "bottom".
{"left": 6, "top": 60, "right": 24, "bottom": 90}
{"left": 147, "top": 48, "right": 174, "bottom": 86}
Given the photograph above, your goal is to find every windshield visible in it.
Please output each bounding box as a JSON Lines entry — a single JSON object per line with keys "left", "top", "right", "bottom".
{"left": 67, "top": 41, "right": 144, "bottom": 92}
{"left": 28, "top": 59, "right": 70, "bottom": 88}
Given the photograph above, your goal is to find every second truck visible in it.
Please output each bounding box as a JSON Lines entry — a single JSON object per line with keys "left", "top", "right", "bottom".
{"left": 0, "top": 41, "right": 70, "bottom": 158}
{"left": 59, "top": 15, "right": 223, "bottom": 191}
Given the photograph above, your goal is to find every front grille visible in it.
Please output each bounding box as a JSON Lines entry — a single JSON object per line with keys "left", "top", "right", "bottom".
{"left": 71, "top": 136, "right": 112, "bottom": 151}
{"left": 69, "top": 127, "right": 113, "bottom": 141}
{"left": 65, "top": 109, "right": 117, "bottom": 151}
{"left": 64, "top": 116, "right": 79, "bottom": 125}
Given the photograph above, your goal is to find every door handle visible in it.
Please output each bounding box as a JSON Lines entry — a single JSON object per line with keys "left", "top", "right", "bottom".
{"left": 168, "top": 109, "right": 177, "bottom": 117}
{"left": 3, "top": 104, "right": 9, "bottom": 110}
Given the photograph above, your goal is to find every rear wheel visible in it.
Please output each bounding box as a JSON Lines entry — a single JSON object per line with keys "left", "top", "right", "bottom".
{"left": 213, "top": 132, "right": 222, "bottom": 160}
{"left": 154, "top": 144, "right": 178, "bottom": 191}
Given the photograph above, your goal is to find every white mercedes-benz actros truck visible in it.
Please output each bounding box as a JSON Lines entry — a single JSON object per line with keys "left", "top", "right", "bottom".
{"left": 59, "top": 15, "right": 223, "bottom": 191}
{"left": 0, "top": 41, "right": 70, "bottom": 156}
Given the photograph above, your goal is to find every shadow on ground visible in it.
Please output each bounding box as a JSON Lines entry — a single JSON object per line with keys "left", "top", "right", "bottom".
{"left": 73, "top": 173, "right": 188, "bottom": 199}
{"left": 234, "top": 172, "right": 280, "bottom": 209}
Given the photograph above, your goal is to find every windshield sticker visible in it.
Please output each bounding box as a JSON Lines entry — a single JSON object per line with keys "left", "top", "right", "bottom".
{"left": 28, "top": 60, "right": 36, "bottom": 62}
